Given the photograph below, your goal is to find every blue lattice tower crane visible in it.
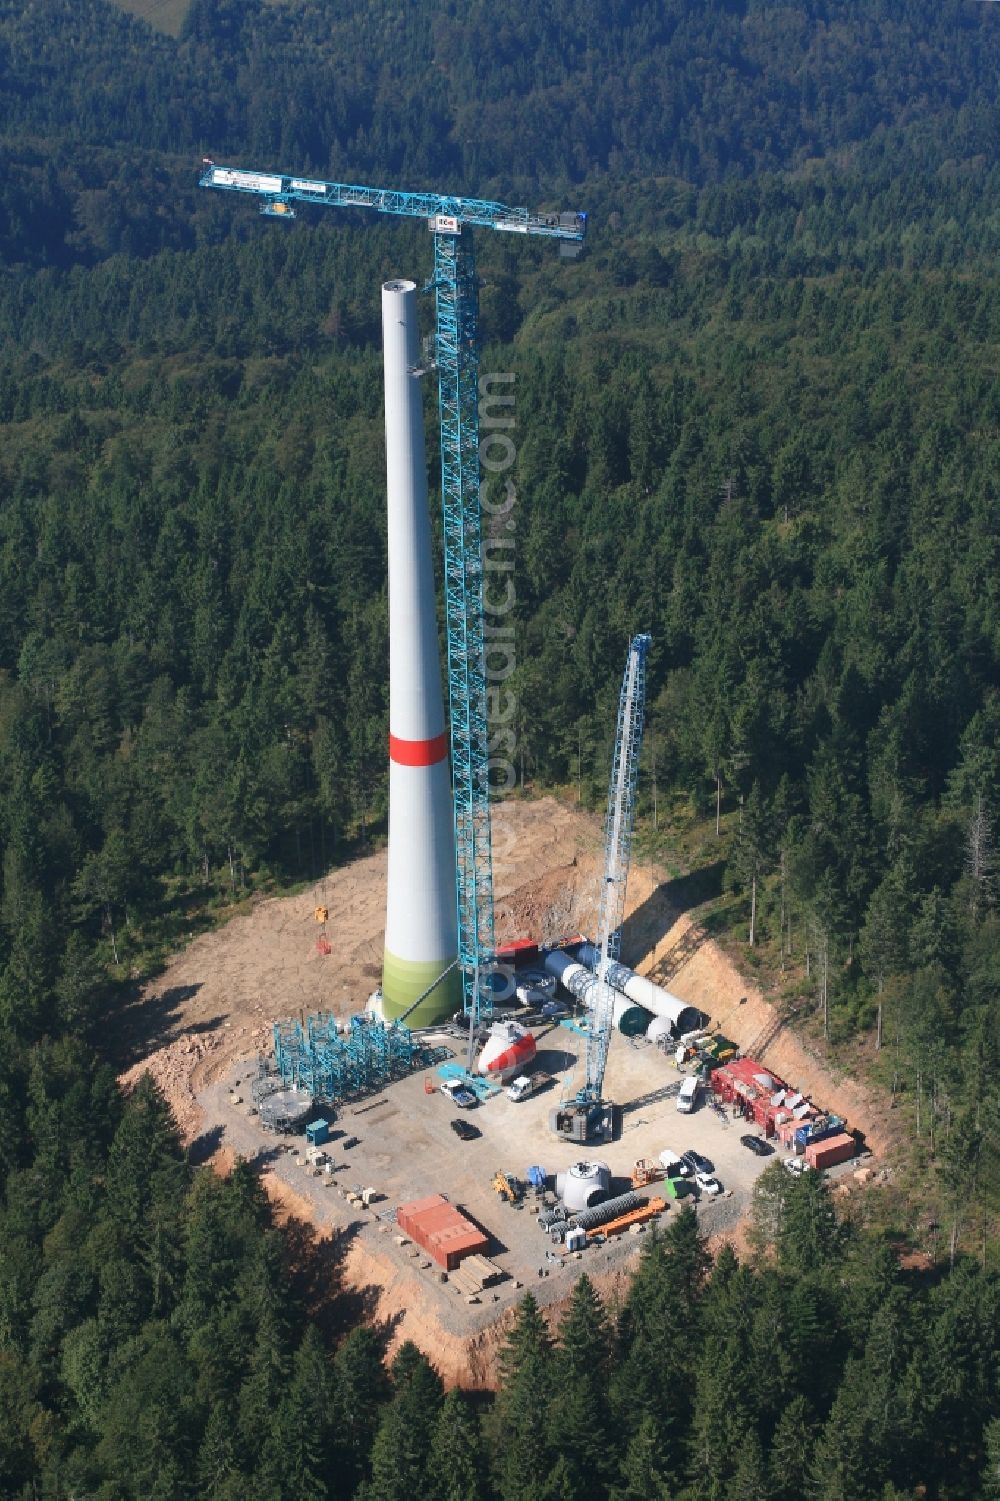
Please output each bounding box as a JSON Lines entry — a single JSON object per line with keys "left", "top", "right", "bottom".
{"left": 552, "top": 634, "right": 651, "bottom": 1144}
{"left": 200, "top": 163, "right": 587, "bottom": 1028}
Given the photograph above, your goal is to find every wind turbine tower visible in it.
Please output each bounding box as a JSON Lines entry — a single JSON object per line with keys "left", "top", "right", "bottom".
{"left": 381, "top": 278, "right": 461, "bottom": 1023}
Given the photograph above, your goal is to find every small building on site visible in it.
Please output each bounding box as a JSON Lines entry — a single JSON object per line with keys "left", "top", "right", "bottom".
{"left": 396, "top": 1194, "right": 489, "bottom": 1271}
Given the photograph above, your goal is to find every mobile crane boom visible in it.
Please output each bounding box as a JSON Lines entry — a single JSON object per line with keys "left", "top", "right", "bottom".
{"left": 549, "top": 634, "right": 651, "bottom": 1144}
{"left": 585, "top": 634, "right": 651, "bottom": 1106}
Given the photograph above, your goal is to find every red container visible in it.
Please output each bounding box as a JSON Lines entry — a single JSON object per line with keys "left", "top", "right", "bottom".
{"left": 495, "top": 938, "right": 540, "bottom": 967}
{"left": 397, "top": 1194, "right": 489, "bottom": 1270}
{"left": 805, "top": 1133, "right": 855, "bottom": 1170}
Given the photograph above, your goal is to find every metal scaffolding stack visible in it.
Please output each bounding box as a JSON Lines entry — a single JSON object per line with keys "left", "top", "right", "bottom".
{"left": 270, "top": 1012, "right": 424, "bottom": 1107}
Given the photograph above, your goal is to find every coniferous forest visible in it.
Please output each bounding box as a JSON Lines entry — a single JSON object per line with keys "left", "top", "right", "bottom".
{"left": 0, "top": 0, "right": 998, "bottom": 1495}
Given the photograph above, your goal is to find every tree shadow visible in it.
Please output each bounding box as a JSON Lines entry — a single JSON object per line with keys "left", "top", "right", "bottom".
{"left": 102, "top": 980, "right": 216, "bottom": 1066}
{"left": 619, "top": 861, "right": 726, "bottom": 974}
{"left": 248, "top": 1142, "right": 296, "bottom": 1172}
{"left": 188, "top": 1123, "right": 225, "bottom": 1166}
{"left": 281, "top": 1213, "right": 403, "bottom": 1343}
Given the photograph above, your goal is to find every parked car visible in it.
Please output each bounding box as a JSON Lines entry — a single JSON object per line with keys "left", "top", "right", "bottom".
{"left": 541, "top": 1000, "right": 569, "bottom": 1020}
{"left": 682, "top": 1149, "right": 714, "bottom": 1175}
{"left": 783, "top": 1156, "right": 812, "bottom": 1175}
{"left": 449, "top": 1118, "right": 481, "bottom": 1140}
{"left": 695, "top": 1172, "right": 723, "bottom": 1196}
{"left": 440, "top": 1079, "right": 478, "bottom": 1109}
{"left": 676, "top": 1076, "right": 701, "bottom": 1113}
{"left": 740, "top": 1134, "right": 774, "bottom": 1156}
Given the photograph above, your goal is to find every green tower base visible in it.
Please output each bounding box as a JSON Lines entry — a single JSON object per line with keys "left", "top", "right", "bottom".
{"left": 382, "top": 950, "right": 462, "bottom": 1027}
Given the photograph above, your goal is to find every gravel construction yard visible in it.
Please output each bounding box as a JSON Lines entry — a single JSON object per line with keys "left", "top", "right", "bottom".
{"left": 123, "top": 793, "right": 884, "bottom": 1376}
{"left": 200, "top": 1020, "right": 776, "bottom": 1337}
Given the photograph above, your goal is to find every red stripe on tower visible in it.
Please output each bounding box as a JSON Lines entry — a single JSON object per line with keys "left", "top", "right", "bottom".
{"left": 389, "top": 731, "right": 449, "bottom": 767}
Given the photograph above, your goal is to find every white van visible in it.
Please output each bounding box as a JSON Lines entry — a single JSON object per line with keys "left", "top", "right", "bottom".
{"left": 658, "top": 1149, "right": 691, "bottom": 1179}
{"left": 676, "top": 1076, "right": 700, "bottom": 1114}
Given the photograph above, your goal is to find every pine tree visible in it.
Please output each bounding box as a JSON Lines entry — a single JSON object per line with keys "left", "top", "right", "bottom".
{"left": 777, "top": 1171, "right": 840, "bottom": 1277}
{"left": 826, "top": 1293, "right": 911, "bottom": 1497}
{"left": 545, "top": 1275, "right": 614, "bottom": 1499}
{"left": 540, "top": 1455, "right": 577, "bottom": 1501}
{"left": 687, "top": 1332, "right": 755, "bottom": 1501}
{"left": 982, "top": 1417, "right": 1000, "bottom": 1499}
{"left": 901, "top": 1259, "right": 999, "bottom": 1493}
{"left": 964, "top": 794, "right": 995, "bottom": 920}
{"left": 331, "top": 1325, "right": 390, "bottom": 1496}
{"left": 731, "top": 779, "right": 771, "bottom": 945}
{"left": 609, "top": 1415, "right": 675, "bottom": 1501}
{"left": 196, "top": 1401, "right": 240, "bottom": 1497}
{"left": 425, "top": 1389, "right": 487, "bottom": 1501}
{"left": 725, "top": 1428, "right": 768, "bottom": 1501}
{"left": 365, "top": 1343, "right": 443, "bottom": 1501}
{"left": 859, "top": 865, "right": 912, "bottom": 1048}
{"left": 105, "top": 1073, "right": 185, "bottom": 1239}
{"left": 257, "top": 1326, "right": 331, "bottom": 1501}
{"left": 809, "top": 1356, "right": 876, "bottom": 1501}
{"left": 490, "top": 1294, "right": 555, "bottom": 1501}
{"left": 612, "top": 1211, "right": 709, "bottom": 1465}
{"left": 767, "top": 1394, "right": 815, "bottom": 1501}
{"left": 236, "top": 1231, "right": 300, "bottom": 1468}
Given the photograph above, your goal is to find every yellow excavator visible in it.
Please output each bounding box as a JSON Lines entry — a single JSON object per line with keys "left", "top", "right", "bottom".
{"left": 492, "top": 1170, "right": 524, "bottom": 1205}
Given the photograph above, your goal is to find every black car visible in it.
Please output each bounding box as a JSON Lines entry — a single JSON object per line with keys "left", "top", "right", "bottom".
{"left": 682, "top": 1149, "right": 714, "bottom": 1175}
{"left": 450, "top": 1118, "right": 481, "bottom": 1141}
{"left": 740, "top": 1134, "right": 774, "bottom": 1156}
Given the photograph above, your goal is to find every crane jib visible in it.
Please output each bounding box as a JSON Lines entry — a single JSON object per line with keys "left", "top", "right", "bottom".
{"left": 200, "top": 166, "right": 587, "bottom": 242}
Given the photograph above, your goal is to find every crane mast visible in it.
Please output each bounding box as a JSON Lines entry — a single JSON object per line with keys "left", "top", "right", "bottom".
{"left": 199, "top": 163, "right": 586, "bottom": 1028}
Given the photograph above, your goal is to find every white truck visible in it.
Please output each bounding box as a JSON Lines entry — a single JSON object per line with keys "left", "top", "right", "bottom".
{"left": 506, "top": 1071, "right": 553, "bottom": 1103}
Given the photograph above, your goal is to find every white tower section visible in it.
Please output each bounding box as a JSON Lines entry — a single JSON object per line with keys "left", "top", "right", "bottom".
{"left": 381, "top": 279, "right": 460, "bottom": 1025}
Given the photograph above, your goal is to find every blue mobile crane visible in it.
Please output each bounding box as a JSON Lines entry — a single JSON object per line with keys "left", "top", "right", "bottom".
{"left": 200, "top": 162, "right": 586, "bottom": 1028}
{"left": 551, "top": 634, "right": 651, "bottom": 1143}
